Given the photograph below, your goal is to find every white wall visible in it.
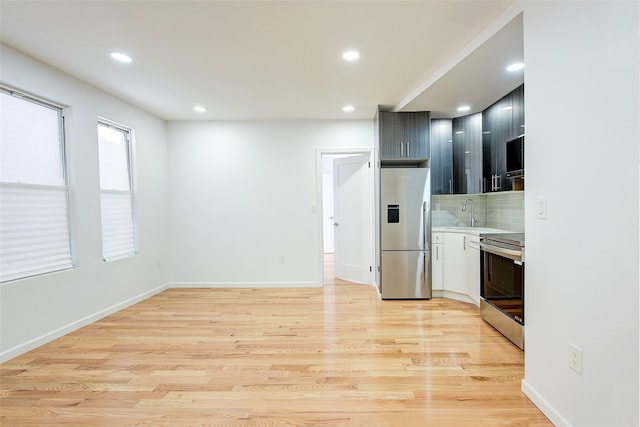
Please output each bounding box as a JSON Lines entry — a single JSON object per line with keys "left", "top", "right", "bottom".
{"left": 167, "top": 120, "right": 373, "bottom": 287}
{"left": 521, "top": 2, "right": 639, "bottom": 425}
{"left": 0, "top": 45, "right": 171, "bottom": 361}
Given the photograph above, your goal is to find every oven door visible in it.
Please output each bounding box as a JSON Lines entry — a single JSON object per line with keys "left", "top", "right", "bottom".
{"left": 480, "top": 247, "right": 524, "bottom": 324}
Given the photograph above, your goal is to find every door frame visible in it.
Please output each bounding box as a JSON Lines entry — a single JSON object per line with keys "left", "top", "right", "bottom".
{"left": 315, "top": 148, "right": 376, "bottom": 288}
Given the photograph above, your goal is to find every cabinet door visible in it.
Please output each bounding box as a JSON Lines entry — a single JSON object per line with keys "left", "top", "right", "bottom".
{"left": 494, "top": 94, "right": 512, "bottom": 191}
{"left": 464, "top": 235, "right": 481, "bottom": 305}
{"left": 403, "top": 112, "right": 430, "bottom": 159}
{"left": 379, "top": 111, "right": 404, "bottom": 160}
{"left": 430, "top": 119, "right": 452, "bottom": 195}
{"left": 484, "top": 94, "right": 513, "bottom": 192}
{"left": 452, "top": 113, "right": 482, "bottom": 194}
{"left": 452, "top": 118, "right": 466, "bottom": 194}
{"left": 442, "top": 233, "right": 466, "bottom": 294}
{"left": 464, "top": 114, "right": 483, "bottom": 194}
{"left": 432, "top": 243, "right": 443, "bottom": 291}
{"left": 482, "top": 111, "right": 492, "bottom": 193}
{"left": 511, "top": 84, "right": 525, "bottom": 137}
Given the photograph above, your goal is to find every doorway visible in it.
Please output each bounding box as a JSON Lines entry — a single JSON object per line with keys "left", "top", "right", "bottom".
{"left": 317, "top": 150, "right": 374, "bottom": 286}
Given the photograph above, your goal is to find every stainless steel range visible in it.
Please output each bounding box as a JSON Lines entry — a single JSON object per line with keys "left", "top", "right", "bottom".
{"left": 479, "top": 233, "right": 525, "bottom": 350}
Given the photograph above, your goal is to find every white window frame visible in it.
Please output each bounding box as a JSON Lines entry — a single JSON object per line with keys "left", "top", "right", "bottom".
{"left": 97, "top": 118, "right": 138, "bottom": 262}
{"left": 0, "top": 85, "right": 74, "bottom": 283}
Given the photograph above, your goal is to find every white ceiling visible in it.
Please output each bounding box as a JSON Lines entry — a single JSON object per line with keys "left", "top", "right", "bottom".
{"left": 0, "top": 0, "right": 523, "bottom": 121}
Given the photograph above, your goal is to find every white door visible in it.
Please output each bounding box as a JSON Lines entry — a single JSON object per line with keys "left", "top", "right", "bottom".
{"left": 332, "top": 154, "right": 371, "bottom": 284}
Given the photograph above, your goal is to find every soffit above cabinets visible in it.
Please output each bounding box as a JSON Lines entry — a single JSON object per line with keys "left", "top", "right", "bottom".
{"left": 399, "top": 13, "right": 524, "bottom": 119}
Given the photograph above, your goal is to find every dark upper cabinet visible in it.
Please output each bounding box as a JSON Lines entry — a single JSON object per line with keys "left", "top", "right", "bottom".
{"left": 430, "top": 119, "right": 453, "bottom": 195}
{"left": 378, "top": 110, "right": 430, "bottom": 164}
{"left": 482, "top": 84, "right": 524, "bottom": 192}
{"left": 511, "top": 84, "right": 525, "bottom": 137}
{"left": 452, "top": 113, "right": 483, "bottom": 194}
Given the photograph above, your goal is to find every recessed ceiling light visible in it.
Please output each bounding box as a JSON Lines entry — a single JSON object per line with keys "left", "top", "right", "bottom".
{"left": 110, "top": 51, "right": 133, "bottom": 64}
{"left": 457, "top": 105, "right": 471, "bottom": 112}
{"left": 342, "top": 50, "right": 360, "bottom": 62}
{"left": 193, "top": 105, "right": 207, "bottom": 113}
{"left": 506, "top": 62, "right": 525, "bottom": 72}
{"left": 342, "top": 105, "right": 355, "bottom": 112}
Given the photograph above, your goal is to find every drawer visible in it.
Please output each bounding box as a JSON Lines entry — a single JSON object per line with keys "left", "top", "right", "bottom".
{"left": 432, "top": 232, "right": 443, "bottom": 243}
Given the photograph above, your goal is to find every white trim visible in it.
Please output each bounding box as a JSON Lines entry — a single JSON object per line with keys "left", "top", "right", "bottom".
{"left": 432, "top": 289, "right": 476, "bottom": 306}
{"left": 0, "top": 282, "right": 169, "bottom": 363}
{"left": 168, "top": 281, "right": 321, "bottom": 289}
{"left": 315, "top": 148, "right": 376, "bottom": 289}
{"left": 0, "top": 83, "right": 68, "bottom": 110}
{"left": 521, "top": 379, "right": 571, "bottom": 426}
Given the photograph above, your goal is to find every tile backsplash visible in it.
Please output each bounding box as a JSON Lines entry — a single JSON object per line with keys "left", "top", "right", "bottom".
{"left": 432, "top": 192, "right": 524, "bottom": 232}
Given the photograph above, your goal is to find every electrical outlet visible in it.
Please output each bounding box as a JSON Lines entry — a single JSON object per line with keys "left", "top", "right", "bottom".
{"left": 279, "top": 254, "right": 285, "bottom": 264}
{"left": 155, "top": 257, "right": 161, "bottom": 268}
{"left": 569, "top": 343, "right": 582, "bottom": 374}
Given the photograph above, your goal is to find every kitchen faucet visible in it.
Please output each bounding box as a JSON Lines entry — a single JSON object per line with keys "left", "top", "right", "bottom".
{"left": 462, "top": 198, "right": 480, "bottom": 227}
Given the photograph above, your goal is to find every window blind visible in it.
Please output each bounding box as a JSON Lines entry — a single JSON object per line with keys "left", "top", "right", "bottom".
{"left": 97, "top": 122, "right": 136, "bottom": 261}
{"left": 0, "top": 90, "right": 73, "bottom": 282}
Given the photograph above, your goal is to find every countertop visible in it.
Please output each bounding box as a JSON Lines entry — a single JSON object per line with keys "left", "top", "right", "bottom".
{"left": 432, "top": 226, "right": 514, "bottom": 236}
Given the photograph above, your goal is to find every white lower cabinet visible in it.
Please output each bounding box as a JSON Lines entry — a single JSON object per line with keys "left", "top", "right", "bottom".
{"left": 432, "top": 233, "right": 443, "bottom": 291}
{"left": 464, "top": 235, "right": 481, "bottom": 305}
{"left": 442, "top": 233, "right": 467, "bottom": 294}
{"left": 440, "top": 231, "right": 481, "bottom": 306}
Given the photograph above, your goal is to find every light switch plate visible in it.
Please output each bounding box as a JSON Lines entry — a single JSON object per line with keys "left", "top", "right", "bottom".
{"left": 536, "top": 197, "right": 547, "bottom": 219}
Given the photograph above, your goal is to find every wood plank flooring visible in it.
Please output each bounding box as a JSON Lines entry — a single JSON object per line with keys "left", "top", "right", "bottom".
{"left": 1, "top": 264, "right": 551, "bottom": 426}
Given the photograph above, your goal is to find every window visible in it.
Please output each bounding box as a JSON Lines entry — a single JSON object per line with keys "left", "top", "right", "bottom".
{"left": 97, "top": 120, "right": 137, "bottom": 261}
{"left": 0, "top": 87, "right": 73, "bottom": 282}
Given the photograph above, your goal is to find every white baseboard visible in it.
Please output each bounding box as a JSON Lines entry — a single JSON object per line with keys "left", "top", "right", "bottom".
{"left": 522, "top": 379, "right": 570, "bottom": 426}
{"left": 432, "top": 289, "right": 478, "bottom": 306}
{"left": 0, "top": 282, "right": 169, "bottom": 363}
{"left": 168, "top": 281, "right": 322, "bottom": 288}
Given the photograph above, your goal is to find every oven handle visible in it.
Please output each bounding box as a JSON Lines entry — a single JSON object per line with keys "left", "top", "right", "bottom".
{"left": 480, "top": 242, "right": 523, "bottom": 262}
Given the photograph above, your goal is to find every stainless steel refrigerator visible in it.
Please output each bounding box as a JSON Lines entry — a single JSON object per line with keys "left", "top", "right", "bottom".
{"left": 381, "top": 168, "right": 431, "bottom": 299}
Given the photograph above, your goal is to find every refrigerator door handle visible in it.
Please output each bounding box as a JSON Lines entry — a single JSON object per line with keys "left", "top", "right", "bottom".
{"left": 423, "top": 252, "right": 426, "bottom": 283}
{"left": 423, "top": 201, "right": 430, "bottom": 248}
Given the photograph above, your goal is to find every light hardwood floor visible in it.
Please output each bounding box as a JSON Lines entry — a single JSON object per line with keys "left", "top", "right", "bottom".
{"left": 1, "top": 260, "right": 551, "bottom": 426}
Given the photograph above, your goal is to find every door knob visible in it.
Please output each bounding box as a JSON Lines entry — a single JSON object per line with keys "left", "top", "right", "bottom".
{"left": 333, "top": 222, "right": 339, "bottom": 226}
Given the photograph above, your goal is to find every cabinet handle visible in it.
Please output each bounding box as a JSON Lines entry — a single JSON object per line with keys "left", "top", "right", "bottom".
{"left": 406, "top": 141, "right": 410, "bottom": 157}
{"left": 449, "top": 179, "right": 453, "bottom": 194}
{"left": 497, "top": 174, "right": 501, "bottom": 190}
{"left": 436, "top": 245, "right": 439, "bottom": 260}
{"left": 463, "top": 235, "right": 466, "bottom": 251}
